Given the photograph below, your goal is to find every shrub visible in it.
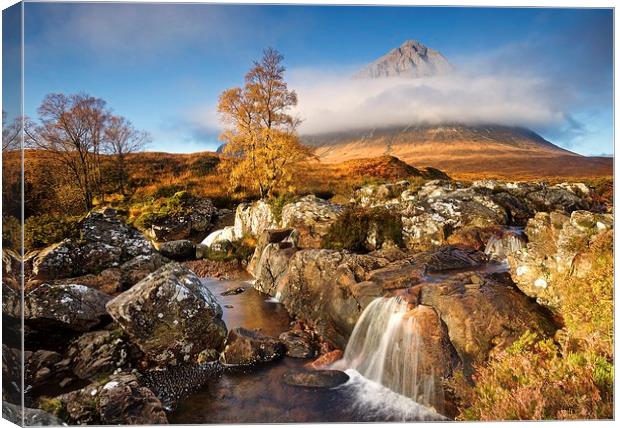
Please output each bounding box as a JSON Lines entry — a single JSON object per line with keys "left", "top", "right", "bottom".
{"left": 2, "top": 215, "right": 21, "bottom": 250}
{"left": 132, "top": 191, "right": 193, "bottom": 230}
{"left": 449, "top": 331, "right": 613, "bottom": 421}
{"left": 268, "top": 194, "right": 298, "bottom": 224}
{"left": 322, "top": 206, "right": 404, "bottom": 252}
{"left": 152, "top": 184, "right": 187, "bottom": 199}
{"left": 24, "top": 214, "right": 81, "bottom": 252}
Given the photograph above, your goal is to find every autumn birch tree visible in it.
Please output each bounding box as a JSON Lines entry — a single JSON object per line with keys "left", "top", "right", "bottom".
{"left": 217, "top": 48, "right": 310, "bottom": 198}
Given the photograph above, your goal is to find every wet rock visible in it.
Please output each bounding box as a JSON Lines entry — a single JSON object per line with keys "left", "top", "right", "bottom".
{"left": 280, "top": 196, "right": 344, "bottom": 248}
{"left": 446, "top": 225, "right": 503, "bottom": 251}
{"left": 220, "top": 327, "right": 285, "bottom": 366}
{"left": 142, "top": 362, "right": 223, "bottom": 409}
{"left": 508, "top": 210, "right": 613, "bottom": 312}
{"left": 305, "top": 349, "right": 344, "bottom": 370}
{"left": 106, "top": 262, "right": 227, "bottom": 366}
{"left": 2, "top": 401, "right": 65, "bottom": 426}
{"left": 282, "top": 368, "right": 349, "bottom": 388}
{"left": 279, "top": 330, "right": 318, "bottom": 359}
{"left": 147, "top": 196, "right": 217, "bottom": 242}
{"left": 24, "top": 283, "right": 111, "bottom": 332}
{"left": 221, "top": 286, "right": 245, "bottom": 296}
{"left": 158, "top": 240, "right": 196, "bottom": 261}
{"left": 58, "top": 373, "right": 168, "bottom": 425}
{"left": 67, "top": 329, "right": 141, "bottom": 380}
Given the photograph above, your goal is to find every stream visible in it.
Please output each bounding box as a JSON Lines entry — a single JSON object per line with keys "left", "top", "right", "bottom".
{"left": 170, "top": 279, "right": 442, "bottom": 423}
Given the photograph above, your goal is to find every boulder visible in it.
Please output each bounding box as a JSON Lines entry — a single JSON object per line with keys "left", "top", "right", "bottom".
{"left": 67, "top": 329, "right": 142, "bottom": 380}
{"left": 279, "top": 330, "right": 318, "bottom": 359}
{"left": 23, "top": 283, "right": 111, "bottom": 332}
{"left": 201, "top": 226, "right": 237, "bottom": 250}
{"left": 147, "top": 196, "right": 217, "bottom": 242}
{"left": 81, "top": 207, "right": 154, "bottom": 257}
{"left": 417, "top": 245, "right": 488, "bottom": 273}
{"left": 251, "top": 242, "right": 297, "bottom": 296}
{"left": 416, "top": 272, "right": 556, "bottom": 375}
{"left": 58, "top": 373, "right": 168, "bottom": 425}
{"left": 354, "top": 180, "right": 412, "bottom": 208}
{"left": 281, "top": 196, "right": 344, "bottom": 248}
{"left": 158, "top": 239, "right": 196, "bottom": 261}
{"left": 30, "top": 208, "right": 156, "bottom": 281}
{"left": 233, "top": 200, "right": 277, "bottom": 238}
{"left": 24, "top": 349, "right": 72, "bottom": 391}
{"left": 2, "top": 345, "right": 22, "bottom": 403}
{"left": 53, "top": 267, "right": 123, "bottom": 295}
{"left": 106, "top": 262, "right": 227, "bottom": 366}
{"left": 400, "top": 188, "right": 507, "bottom": 250}
{"left": 247, "top": 228, "right": 296, "bottom": 273}
{"left": 2, "top": 401, "right": 65, "bottom": 426}
{"left": 278, "top": 249, "right": 390, "bottom": 348}
{"left": 508, "top": 210, "right": 613, "bottom": 312}
{"left": 282, "top": 368, "right": 349, "bottom": 388}
{"left": 220, "top": 327, "right": 285, "bottom": 365}
{"left": 118, "top": 252, "right": 170, "bottom": 290}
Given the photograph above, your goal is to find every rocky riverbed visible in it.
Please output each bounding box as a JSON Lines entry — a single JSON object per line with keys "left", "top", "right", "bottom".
{"left": 2, "top": 178, "right": 612, "bottom": 423}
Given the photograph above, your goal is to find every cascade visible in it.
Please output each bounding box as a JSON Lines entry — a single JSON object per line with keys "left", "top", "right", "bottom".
{"left": 334, "top": 297, "right": 440, "bottom": 411}
{"left": 484, "top": 230, "right": 525, "bottom": 261}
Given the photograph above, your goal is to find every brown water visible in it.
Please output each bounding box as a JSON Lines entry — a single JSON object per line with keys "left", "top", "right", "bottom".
{"left": 170, "top": 278, "right": 442, "bottom": 423}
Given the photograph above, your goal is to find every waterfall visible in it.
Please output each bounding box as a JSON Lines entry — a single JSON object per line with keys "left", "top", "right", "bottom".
{"left": 334, "top": 297, "right": 440, "bottom": 412}
{"left": 484, "top": 230, "right": 525, "bottom": 261}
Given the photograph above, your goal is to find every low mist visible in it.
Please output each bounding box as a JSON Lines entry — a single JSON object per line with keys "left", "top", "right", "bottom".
{"left": 290, "top": 70, "right": 574, "bottom": 135}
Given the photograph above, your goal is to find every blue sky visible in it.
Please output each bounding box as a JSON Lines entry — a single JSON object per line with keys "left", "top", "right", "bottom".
{"left": 17, "top": 3, "right": 613, "bottom": 155}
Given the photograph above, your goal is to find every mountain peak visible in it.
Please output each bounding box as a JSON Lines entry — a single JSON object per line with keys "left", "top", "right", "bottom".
{"left": 355, "top": 40, "right": 453, "bottom": 79}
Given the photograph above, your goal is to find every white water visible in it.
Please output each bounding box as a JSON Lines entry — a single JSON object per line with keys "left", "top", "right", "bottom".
{"left": 334, "top": 297, "right": 440, "bottom": 412}
{"left": 484, "top": 231, "right": 525, "bottom": 261}
{"left": 338, "top": 369, "right": 444, "bottom": 421}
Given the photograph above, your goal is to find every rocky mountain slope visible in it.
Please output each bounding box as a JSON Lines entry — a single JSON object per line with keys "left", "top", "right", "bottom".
{"left": 354, "top": 40, "right": 453, "bottom": 79}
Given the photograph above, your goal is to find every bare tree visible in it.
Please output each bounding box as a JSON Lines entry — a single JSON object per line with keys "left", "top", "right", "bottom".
{"left": 2, "top": 111, "right": 21, "bottom": 151}
{"left": 104, "top": 115, "right": 150, "bottom": 196}
{"left": 33, "top": 93, "right": 110, "bottom": 211}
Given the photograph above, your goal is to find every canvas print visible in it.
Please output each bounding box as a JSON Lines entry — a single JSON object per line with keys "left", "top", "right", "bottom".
{"left": 1, "top": 1, "right": 614, "bottom": 425}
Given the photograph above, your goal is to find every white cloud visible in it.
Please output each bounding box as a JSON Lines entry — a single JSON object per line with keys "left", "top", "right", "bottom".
{"left": 289, "top": 70, "right": 574, "bottom": 135}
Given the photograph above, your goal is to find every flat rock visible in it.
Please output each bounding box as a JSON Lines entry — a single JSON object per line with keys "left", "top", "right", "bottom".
{"left": 282, "top": 368, "right": 349, "bottom": 388}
